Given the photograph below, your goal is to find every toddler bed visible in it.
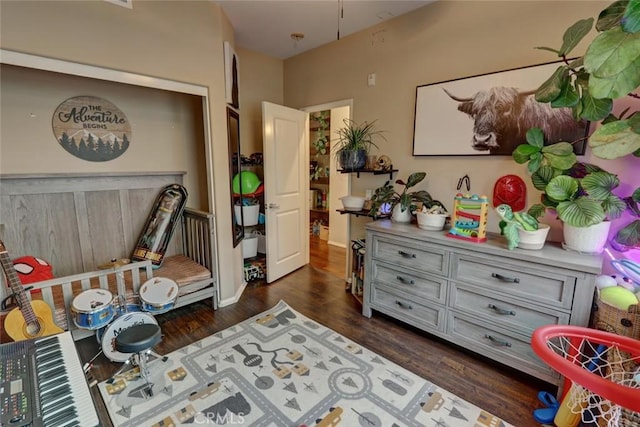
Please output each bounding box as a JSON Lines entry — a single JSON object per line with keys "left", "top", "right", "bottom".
{"left": 0, "top": 172, "right": 218, "bottom": 341}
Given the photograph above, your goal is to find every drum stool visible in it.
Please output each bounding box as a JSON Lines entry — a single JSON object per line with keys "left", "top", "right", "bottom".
{"left": 112, "top": 323, "right": 162, "bottom": 397}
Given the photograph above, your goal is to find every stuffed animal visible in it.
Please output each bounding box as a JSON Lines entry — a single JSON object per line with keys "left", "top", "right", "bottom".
{"left": 495, "top": 204, "right": 539, "bottom": 250}
{"left": 13, "top": 256, "right": 53, "bottom": 284}
{"left": 12, "top": 256, "right": 54, "bottom": 295}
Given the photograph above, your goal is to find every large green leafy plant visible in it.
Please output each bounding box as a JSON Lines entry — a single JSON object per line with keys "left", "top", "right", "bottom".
{"left": 514, "top": 128, "right": 627, "bottom": 227}
{"left": 516, "top": 0, "right": 640, "bottom": 250}
{"left": 534, "top": 0, "right": 640, "bottom": 159}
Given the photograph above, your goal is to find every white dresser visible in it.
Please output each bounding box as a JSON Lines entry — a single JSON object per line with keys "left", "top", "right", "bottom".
{"left": 363, "top": 220, "right": 603, "bottom": 385}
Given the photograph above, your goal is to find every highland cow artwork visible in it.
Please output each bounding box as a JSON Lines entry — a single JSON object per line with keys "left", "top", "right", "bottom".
{"left": 413, "top": 62, "right": 589, "bottom": 156}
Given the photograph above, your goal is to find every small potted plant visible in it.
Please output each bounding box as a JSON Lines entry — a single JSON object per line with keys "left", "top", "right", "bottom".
{"left": 495, "top": 203, "right": 550, "bottom": 250}
{"left": 333, "top": 118, "right": 385, "bottom": 171}
{"left": 416, "top": 204, "right": 449, "bottom": 231}
{"left": 513, "top": 128, "right": 626, "bottom": 252}
{"left": 369, "top": 172, "right": 445, "bottom": 223}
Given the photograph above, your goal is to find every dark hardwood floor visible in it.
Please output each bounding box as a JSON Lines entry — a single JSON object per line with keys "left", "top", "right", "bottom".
{"left": 76, "top": 239, "right": 552, "bottom": 426}
{"left": 309, "top": 235, "right": 347, "bottom": 280}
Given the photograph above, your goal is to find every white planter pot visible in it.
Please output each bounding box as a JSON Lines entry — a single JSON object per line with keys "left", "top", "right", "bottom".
{"left": 517, "top": 223, "right": 550, "bottom": 250}
{"left": 416, "top": 213, "right": 447, "bottom": 231}
{"left": 563, "top": 221, "right": 611, "bottom": 254}
{"left": 235, "top": 203, "right": 260, "bottom": 226}
{"left": 391, "top": 204, "right": 412, "bottom": 223}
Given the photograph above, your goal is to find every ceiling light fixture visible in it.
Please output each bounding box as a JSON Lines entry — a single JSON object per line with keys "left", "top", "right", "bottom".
{"left": 291, "top": 32, "right": 304, "bottom": 48}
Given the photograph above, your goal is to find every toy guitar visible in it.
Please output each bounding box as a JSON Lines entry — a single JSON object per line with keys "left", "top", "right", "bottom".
{"left": 1, "top": 240, "right": 62, "bottom": 341}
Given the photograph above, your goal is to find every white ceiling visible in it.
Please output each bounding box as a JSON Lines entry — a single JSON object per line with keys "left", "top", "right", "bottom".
{"left": 214, "top": 1, "right": 434, "bottom": 59}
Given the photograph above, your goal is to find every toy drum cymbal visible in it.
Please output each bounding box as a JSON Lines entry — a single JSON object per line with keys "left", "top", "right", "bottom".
{"left": 98, "top": 258, "right": 130, "bottom": 269}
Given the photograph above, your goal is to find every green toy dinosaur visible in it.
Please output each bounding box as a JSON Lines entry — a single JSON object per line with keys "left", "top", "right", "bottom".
{"left": 495, "top": 204, "right": 539, "bottom": 250}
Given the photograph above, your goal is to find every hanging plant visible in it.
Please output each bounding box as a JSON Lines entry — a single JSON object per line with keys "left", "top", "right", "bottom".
{"left": 310, "top": 164, "right": 324, "bottom": 181}
{"left": 311, "top": 111, "right": 330, "bottom": 157}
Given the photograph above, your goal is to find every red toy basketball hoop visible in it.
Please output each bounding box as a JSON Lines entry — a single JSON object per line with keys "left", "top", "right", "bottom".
{"left": 532, "top": 325, "right": 640, "bottom": 426}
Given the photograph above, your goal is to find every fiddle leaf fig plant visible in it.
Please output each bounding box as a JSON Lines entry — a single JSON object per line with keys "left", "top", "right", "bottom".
{"left": 533, "top": 0, "right": 640, "bottom": 159}
{"left": 512, "top": 127, "right": 577, "bottom": 172}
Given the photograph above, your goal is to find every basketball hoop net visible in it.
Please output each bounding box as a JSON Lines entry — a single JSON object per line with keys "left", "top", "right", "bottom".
{"left": 532, "top": 325, "right": 640, "bottom": 427}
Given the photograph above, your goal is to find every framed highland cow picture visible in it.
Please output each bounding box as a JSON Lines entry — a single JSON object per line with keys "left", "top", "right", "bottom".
{"left": 412, "top": 61, "right": 589, "bottom": 156}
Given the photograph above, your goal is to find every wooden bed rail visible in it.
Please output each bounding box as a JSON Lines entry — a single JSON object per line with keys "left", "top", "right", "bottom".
{"left": 0, "top": 173, "right": 219, "bottom": 341}
{"left": 180, "top": 207, "right": 218, "bottom": 309}
{"left": 182, "top": 208, "right": 217, "bottom": 279}
{"left": 2, "top": 260, "right": 154, "bottom": 341}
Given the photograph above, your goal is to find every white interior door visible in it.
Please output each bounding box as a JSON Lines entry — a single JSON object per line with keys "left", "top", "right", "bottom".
{"left": 262, "top": 101, "right": 309, "bottom": 283}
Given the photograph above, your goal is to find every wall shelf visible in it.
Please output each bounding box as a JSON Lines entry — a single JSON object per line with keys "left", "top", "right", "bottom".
{"left": 336, "top": 209, "right": 389, "bottom": 220}
{"left": 310, "top": 177, "right": 329, "bottom": 185}
{"left": 338, "top": 167, "right": 397, "bottom": 179}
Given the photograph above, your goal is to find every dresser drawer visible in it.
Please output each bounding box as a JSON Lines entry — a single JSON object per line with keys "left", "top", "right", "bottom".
{"left": 370, "top": 286, "right": 446, "bottom": 333}
{"left": 450, "top": 283, "right": 570, "bottom": 335}
{"left": 370, "top": 261, "right": 447, "bottom": 304}
{"left": 370, "top": 234, "right": 448, "bottom": 275}
{"left": 446, "top": 311, "right": 558, "bottom": 383}
{"left": 452, "top": 254, "right": 575, "bottom": 308}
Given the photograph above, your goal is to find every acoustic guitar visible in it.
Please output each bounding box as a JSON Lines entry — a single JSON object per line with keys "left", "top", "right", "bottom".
{"left": 1, "top": 240, "right": 63, "bottom": 341}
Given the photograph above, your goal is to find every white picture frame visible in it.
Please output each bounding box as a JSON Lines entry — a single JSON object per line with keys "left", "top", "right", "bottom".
{"left": 412, "top": 61, "right": 589, "bottom": 156}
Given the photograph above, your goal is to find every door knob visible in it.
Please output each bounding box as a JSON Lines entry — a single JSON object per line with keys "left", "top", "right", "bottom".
{"left": 267, "top": 203, "right": 280, "bottom": 209}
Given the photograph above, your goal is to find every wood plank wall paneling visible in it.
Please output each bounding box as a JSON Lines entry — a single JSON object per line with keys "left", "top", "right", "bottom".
{"left": 0, "top": 172, "right": 186, "bottom": 279}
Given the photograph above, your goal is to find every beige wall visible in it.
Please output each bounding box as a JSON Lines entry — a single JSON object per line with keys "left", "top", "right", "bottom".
{"left": 0, "top": 65, "right": 205, "bottom": 204}
{"left": 237, "top": 47, "right": 283, "bottom": 155}
{"left": 2, "top": 1, "right": 637, "bottom": 298}
{"left": 283, "top": 0, "right": 637, "bottom": 246}
{"left": 0, "top": 0, "right": 243, "bottom": 302}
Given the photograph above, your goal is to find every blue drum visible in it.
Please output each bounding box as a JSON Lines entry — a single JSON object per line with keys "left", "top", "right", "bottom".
{"left": 97, "top": 304, "right": 157, "bottom": 362}
{"left": 139, "top": 277, "right": 178, "bottom": 314}
{"left": 71, "top": 289, "right": 116, "bottom": 330}
{"left": 95, "top": 303, "right": 142, "bottom": 343}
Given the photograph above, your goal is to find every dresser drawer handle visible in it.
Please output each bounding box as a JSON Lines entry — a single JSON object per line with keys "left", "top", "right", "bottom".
{"left": 395, "top": 300, "right": 413, "bottom": 310}
{"left": 491, "top": 273, "right": 520, "bottom": 283}
{"left": 484, "top": 334, "right": 512, "bottom": 347}
{"left": 396, "top": 276, "right": 415, "bottom": 285}
{"left": 398, "top": 250, "right": 416, "bottom": 259}
{"left": 488, "top": 304, "right": 516, "bottom": 316}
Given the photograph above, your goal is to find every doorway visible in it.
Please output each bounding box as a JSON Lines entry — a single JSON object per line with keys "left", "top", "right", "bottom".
{"left": 302, "top": 100, "right": 352, "bottom": 282}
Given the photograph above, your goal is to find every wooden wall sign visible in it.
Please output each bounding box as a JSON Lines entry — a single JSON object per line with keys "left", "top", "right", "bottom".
{"left": 52, "top": 95, "right": 132, "bottom": 162}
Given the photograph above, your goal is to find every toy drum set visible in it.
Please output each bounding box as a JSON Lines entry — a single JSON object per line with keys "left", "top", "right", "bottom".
{"left": 70, "top": 277, "right": 178, "bottom": 362}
